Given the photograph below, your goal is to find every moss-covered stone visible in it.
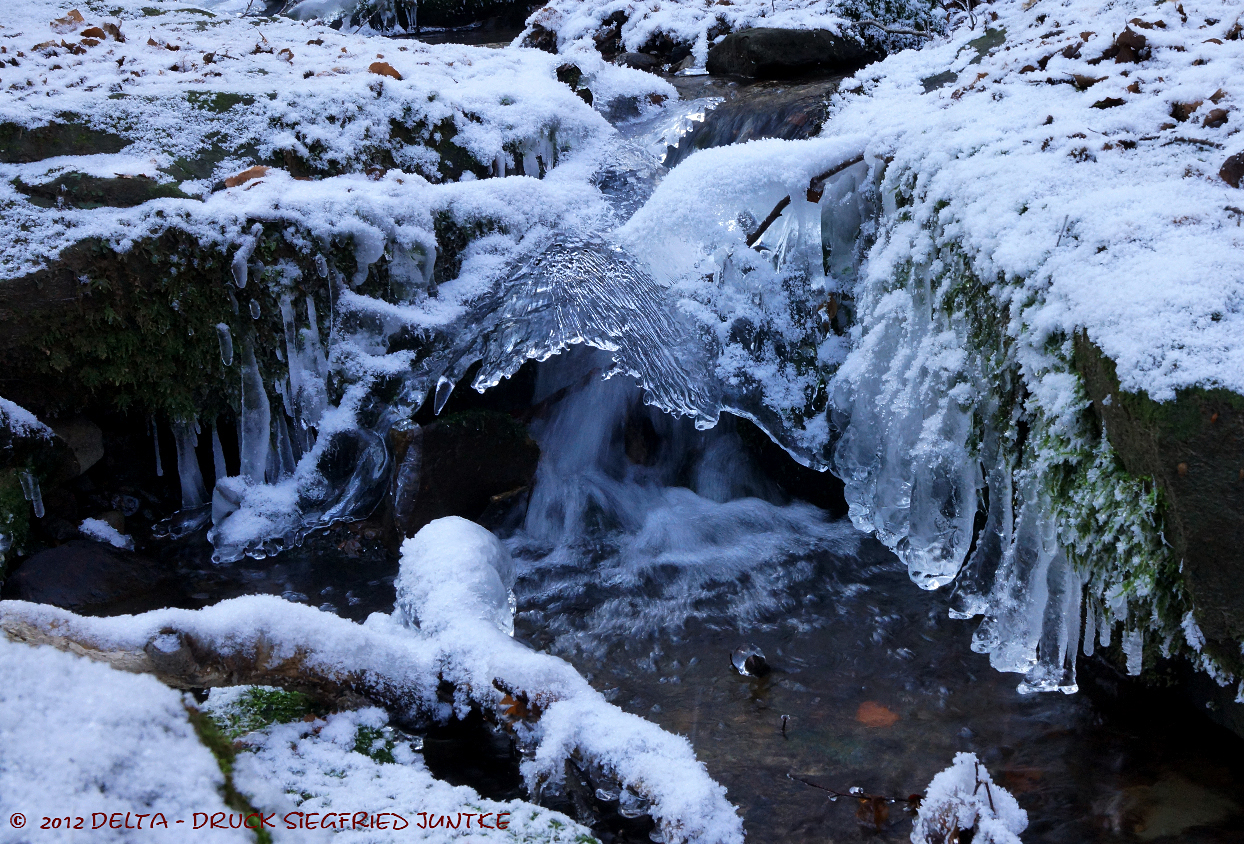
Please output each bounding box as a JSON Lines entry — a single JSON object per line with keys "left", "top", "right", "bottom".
{"left": 1075, "top": 335, "right": 1244, "bottom": 658}
{"left": 12, "top": 173, "right": 192, "bottom": 209}
{"left": 0, "top": 119, "right": 130, "bottom": 163}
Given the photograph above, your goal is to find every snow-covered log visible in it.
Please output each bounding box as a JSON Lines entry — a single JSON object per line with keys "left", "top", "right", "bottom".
{"left": 0, "top": 517, "right": 743, "bottom": 844}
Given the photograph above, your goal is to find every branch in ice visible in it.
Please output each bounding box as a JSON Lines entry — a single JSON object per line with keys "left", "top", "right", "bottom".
{"left": 747, "top": 155, "right": 868, "bottom": 248}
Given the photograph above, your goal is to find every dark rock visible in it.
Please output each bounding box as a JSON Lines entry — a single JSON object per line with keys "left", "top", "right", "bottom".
{"left": 0, "top": 120, "right": 130, "bottom": 164}
{"left": 1221, "top": 152, "right": 1244, "bottom": 188}
{"left": 615, "top": 52, "right": 658, "bottom": 71}
{"left": 12, "top": 173, "right": 193, "bottom": 209}
{"left": 385, "top": 410, "right": 540, "bottom": 547}
{"left": 706, "top": 28, "right": 875, "bottom": 79}
{"left": 663, "top": 78, "right": 842, "bottom": 168}
{"left": 521, "top": 22, "right": 559, "bottom": 53}
{"left": 1076, "top": 336, "right": 1244, "bottom": 663}
{"left": 3, "top": 539, "right": 178, "bottom": 615}
{"left": 48, "top": 417, "right": 104, "bottom": 477}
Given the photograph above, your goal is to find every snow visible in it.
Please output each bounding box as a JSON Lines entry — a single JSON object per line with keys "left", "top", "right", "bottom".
{"left": 828, "top": 0, "right": 1244, "bottom": 400}
{"left": 0, "top": 396, "right": 52, "bottom": 440}
{"left": 78, "top": 518, "right": 135, "bottom": 550}
{"left": 0, "top": 636, "right": 246, "bottom": 844}
{"left": 911, "top": 752, "right": 1027, "bottom": 844}
{"left": 519, "top": 0, "right": 942, "bottom": 66}
{"left": 231, "top": 706, "right": 597, "bottom": 843}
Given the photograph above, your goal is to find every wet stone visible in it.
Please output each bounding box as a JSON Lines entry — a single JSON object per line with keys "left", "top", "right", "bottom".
{"left": 0, "top": 120, "right": 130, "bottom": 163}
{"left": 2, "top": 539, "right": 179, "bottom": 615}
{"left": 705, "top": 28, "right": 876, "bottom": 79}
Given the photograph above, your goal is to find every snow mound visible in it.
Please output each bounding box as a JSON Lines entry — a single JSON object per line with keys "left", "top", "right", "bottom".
{"left": 0, "top": 636, "right": 245, "bottom": 844}
{"left": 78, "top": 518, "right": 135, "bottom": 550}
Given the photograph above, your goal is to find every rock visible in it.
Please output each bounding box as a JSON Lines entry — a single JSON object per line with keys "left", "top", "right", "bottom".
{"left": 663, "top": 78, "right": 841, "bottom": 168}
{"left": 48, "top": 417, "right": 104, "bottom": 477}
{"left": 11, "top": 173, "right": 191, "bottom": 209}
{"left": 0, "top": 120, "right": 130, "bottom": 163}
{"left": 705, "top": 28, "right": 875, "bottom": 79}
{"left": 1076, "top": 336, "right": 1244, "bottom": 662}
{"left": 615, "top": 51, "right": 658, "bottom": 71}
{"left": 1221, "top": 152, "right": 1244, "bottom": 188}
{"left": 385, "top": 410, "right": 540, "bottom": 547}
{"left": 2, "top": 539, "right": 179, "bottom": 615}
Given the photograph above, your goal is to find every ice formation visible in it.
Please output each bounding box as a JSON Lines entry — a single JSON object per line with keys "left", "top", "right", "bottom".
{"left": 911, "top": 752, "right": 1027, "bottom": 844}
{"left": 78, "top": 518, "right": 135, "bottom": 551}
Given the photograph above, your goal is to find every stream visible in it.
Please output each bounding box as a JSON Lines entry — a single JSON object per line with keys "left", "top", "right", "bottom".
{"left": 16, "top": 41, "right": 1244, "bottom": 843}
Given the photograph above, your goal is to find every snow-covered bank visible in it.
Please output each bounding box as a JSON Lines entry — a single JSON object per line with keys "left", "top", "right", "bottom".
{"left": 820, "top": 0, "right": 1243, "bottom": 692}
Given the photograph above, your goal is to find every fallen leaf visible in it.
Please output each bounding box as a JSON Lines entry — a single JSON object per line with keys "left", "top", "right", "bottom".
{"left": 50, "top": 9, "right": 85, "bottom": 32}
{"left": 278, "top": 47, "right": 293, "bottom": 63}
{"left": 1092, "top": 97, "right": 1126, "bottom": 109}
{"left": 856, "top": 701, "right": 899, "bottom": 728}
{"left": 224, "top": 165, "right": 269, "bottom": 188}
{"left": 1171, "top": 100, "right": 1203, "bottom": 122}
{"left": 80, "top": 26, "right": 106, "bottom": 39}
{"left": 1203, "top": 108, "right": 1229, "bottom": 129}
{"left": 1210, "top": 88, "right": 1227, "bottom": 104}
{"left": 855, "top": 796, "right": 890, "bottom": 831}
{"left": 368, "top": 60, "right": 401, "bottom": 80}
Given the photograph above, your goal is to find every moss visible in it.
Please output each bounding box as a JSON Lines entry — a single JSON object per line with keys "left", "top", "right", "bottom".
{"left": 0, "top": 469, "right": 31, "bottom": 579}
{"left": 185, "top": 705, "right": 274, "bottom": 844}
{"left": 2, "top": 225, "right": 333, "bottom": 421}
{"left": 0, "top": 118, "right": 130, "bottom": 163}
{"left": 207, "top": 687, "right": 322, "bottom": 739}
{"left": 352, "top": 724, "right": 397, "bottom": 764}
{"left": 12, "top": 173, "right": 192, "bottom": 209}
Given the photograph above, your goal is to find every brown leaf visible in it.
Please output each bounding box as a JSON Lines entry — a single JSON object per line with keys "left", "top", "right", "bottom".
{"left": 1203, "top": 108, "right": 1229, "bottom": 129}
{"left": 1092, "top": 97, "right": 1126, "bottom": 109}
{"left": 80, "top": 26, "right": 106, "bottom": 39}
{"left": 1210, "top": 88, "right": 1227, "bottom": 104}
{"left": 1171, "top": 100, "right": 1203, "bottom": 122}
{"left": 1126, "top": 81, "right": 1141, "bottom": 94}
{"left": 278, "top": 47, "right": 294, "bottom": 63}
{"left": 368, "top": 61, "right": 402, "bottom": 80}
{"left": 855, "top": 796, "right": 890, "bottom": 830}
{"left": 51, "top": 9, "right": 85, "bottom": 32}
{"left": 224, "top": 165, "right": 269, "bottom": 188}
{"left": 102, "top": 22, "right": 124, "bottom": 42}
{"left": 1070, "top": 74, "right": 1106, "bottom": 90}
{"left": 856, "top": 701, "right": 900, "bottom": 728}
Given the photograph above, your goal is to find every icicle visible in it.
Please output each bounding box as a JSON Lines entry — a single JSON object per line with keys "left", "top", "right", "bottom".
{"left": 273, "top": 409, "right": 296, "bottom": 479}
{"left": 172, "top": 420, "right": 208, "bottom": 508}
{"left": 1018, "top": 550, "right": 1082, "bottom": 694}
{"left": 230, "top": 223, "right": 264, "bottom": 289}
{"left": 151, "top": 417, "right": 163, "bottom": 477}
{"left": 19, "top": 470, "right": 44, "bottom": 518}
{"left": 249, "top": 299, "right": 261, "bottom": 320}
{"left": 216, "top": 323, "right": 234, "bottom": 366}
{"left": 351, "top": 226, "right": 386, "bottom": 288}
{"left": 1082, "top": 598, "right": 1096, "bottom": 657}
{"left": 315, "top": 253, "right": 328, "bottom": 278}
{"left": 1123, "top": 628, "right": 1144, "bottom": 676}
{"left": 238, "top": 339, "right": 272, "bottom": 484}
{"left": 433, "top": 376, "right": 455, "bottom": 415}
{"left": 211, "top": 423, "right": 228, "bottom": 482}
{"left": 279, "top": 294, "right": 302, "bottom": 418}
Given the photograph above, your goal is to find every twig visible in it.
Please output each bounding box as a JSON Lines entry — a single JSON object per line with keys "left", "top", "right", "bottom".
{"left": 746, "top": 196, "right": 791, "bottom": 247}
{"left": 789, "top": 774, "right": 920, "bottom": 807}
{"left": 747, "top": 154, "right": 868, "bottom": 248}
